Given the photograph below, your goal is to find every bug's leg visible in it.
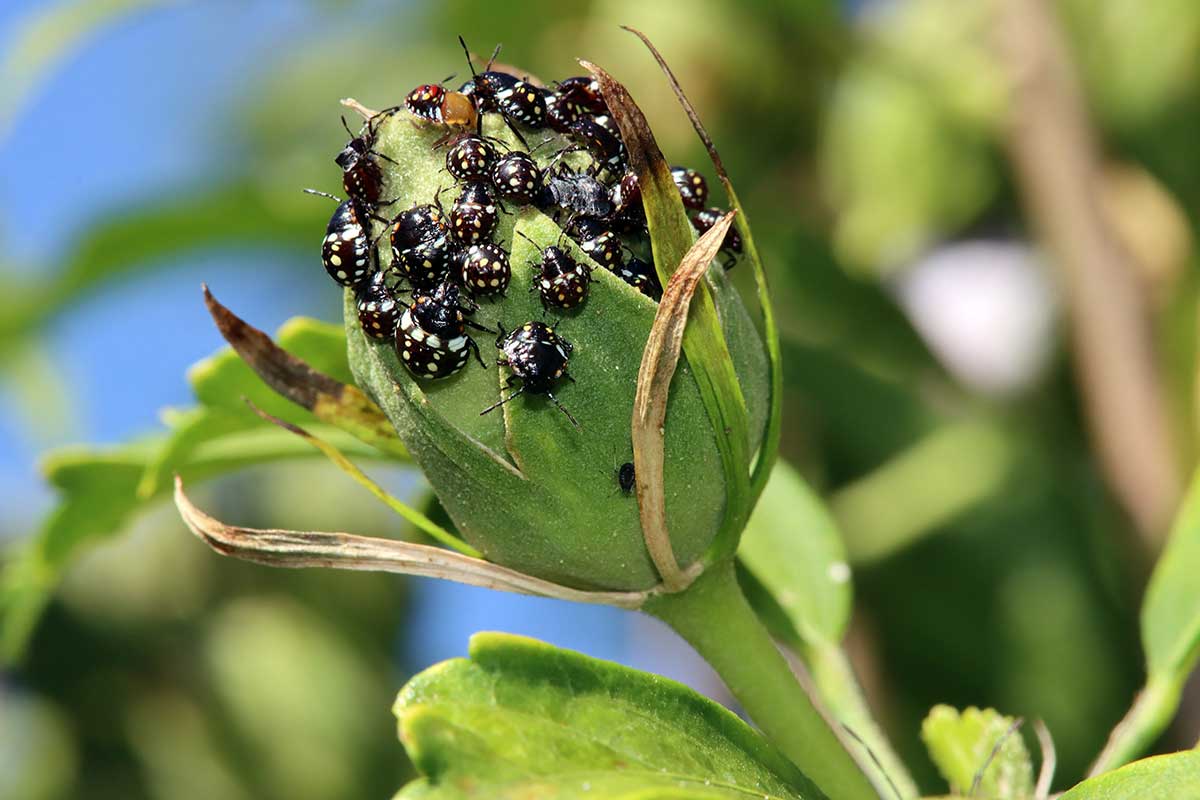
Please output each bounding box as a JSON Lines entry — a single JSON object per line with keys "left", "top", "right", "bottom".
{"left": 545, "top": 390, "right": 580, "bottom": 429}
{"left": 468, "top": 337, "right": 487, "bottom": 369}
{"left": 480, "top": 384, "right": 525, "bottom": 417}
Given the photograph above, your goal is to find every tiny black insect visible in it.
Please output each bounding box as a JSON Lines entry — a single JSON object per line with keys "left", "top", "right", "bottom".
{"left": 449, "top": 180, "right": 501, "bottom": 244}
{"left": 613, "top": 255, "right": 662, "bottom": 301}
{"left": 390, "top": 203, "right": 454, "bottom": 290}
{"left": 541, "top": 86, "right": 582, "bottom": 134}
{"left": 444, "top": 133, "right": 495, "bottom": 182}
{"left": 691, "top": 207, "right": 742, "bottom": 269}
{"left": 356, "top": 270, "right": 401, "bottom": 339}
{"left": 569, "top": 218, "right": 623, "bottom": 269}
{"left": 307, "top": 190, "right": 373, "bottom": 288}
{"left": 518, "top": 230, "right": 593, "bottom": 310}
{"left": 491, "top": 151, "right": 542, "bottom": 204}
{"left": 671, "top": 166, "right": 708, "bottom": 210}
{"left": 481, "top": 320, "right": 578, "bottom": 428}
{"left": 395, "top": 281, "right": 488, "bottom": 379}
{"left": 458, "top": 241, "right": 511, "bottom": 297}
{"left": 617, "top": 461, "right": 636, "bottom": 495}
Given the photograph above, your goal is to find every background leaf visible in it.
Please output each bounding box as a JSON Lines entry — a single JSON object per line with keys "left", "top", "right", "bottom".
{"left": 1060, "top": 751, "right": 1200, "bottom": 799}
{"left": 921, "top": 705, "right": 1034, "bottom": 799}
{"left": 394, "top": 632, "right": 827, "bottom": 800}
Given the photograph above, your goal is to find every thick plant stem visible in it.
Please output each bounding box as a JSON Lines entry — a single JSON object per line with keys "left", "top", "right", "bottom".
{"left": 645, "top": 562, "right": 879, "bottom": 800}
{"left": 1088, "top": 675, "right": 1182, "bottom": 777}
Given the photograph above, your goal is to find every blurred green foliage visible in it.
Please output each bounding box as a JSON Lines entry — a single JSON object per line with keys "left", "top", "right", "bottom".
{"left": 2, "top": 0, "right": 1199, "bottom": 797}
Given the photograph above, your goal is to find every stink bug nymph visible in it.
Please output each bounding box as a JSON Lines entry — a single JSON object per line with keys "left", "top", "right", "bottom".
{"left": 444, "top": 133, "right": 495, "bottom": 182}
{"left": 480, "top": 321, "right": 578, "bottom": 428}
{"left": 395, "top": 281, "right": 488, "bottom": 380}
{"left": 517, "top": 230, "right": 593, "bottom": 310}
{"left": 617, "top": 461, "right": 636, "bottom": 495}
{"left": 459, "top": 242, "right": 511, "bottom": 297}
{"left": 491, "top": 151, "right": 542, "bottom": 204}
{"left": 356, "top": 270, "right": 401, "bottom": 339}
{"left": 449, "top": 180, "right": 501, "bottom": 244}
{"left": 306, "top": 189, "right": 373, "bottom": 288}
{"left": 671, "top": 166, "right": 708, "bottom": 210}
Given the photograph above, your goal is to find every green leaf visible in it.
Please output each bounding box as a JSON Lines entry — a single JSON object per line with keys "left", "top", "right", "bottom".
{"left": 921, "top": 705, "right": 1034, "bottom": 799}
{"left": 1142, "top": 468, "right": 1200, "bottom": 685}
{"left": 1059, "top": 751, "right": 1200, "bottom": 800}
{"left": 0, "top": 421, "right": 383, "bottom": 664}
{"left": 393, "top": 632, "right": 826, "bottom": 800}
{"left": 739, "top": 460, "right": 851, "bottom": 647}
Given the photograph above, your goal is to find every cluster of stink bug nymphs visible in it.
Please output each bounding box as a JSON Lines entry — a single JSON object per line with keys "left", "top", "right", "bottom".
{"left": 309, "top": 38, "right": 742, "bottom": 428}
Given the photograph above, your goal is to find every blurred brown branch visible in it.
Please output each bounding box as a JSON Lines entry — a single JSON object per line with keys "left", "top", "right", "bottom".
{"left": 997, "top": 0, "right": 1181, "bottom": 544}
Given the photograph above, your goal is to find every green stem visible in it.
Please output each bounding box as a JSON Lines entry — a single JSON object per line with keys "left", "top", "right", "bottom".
{"left": 645, "top": 562, "right": 879, "bottom": 800}
{"left": 1088, "top": 674, "right": 1182, "bottom": 777}
{"left": 806, "top": 642, "right": 918, "bottom": 799}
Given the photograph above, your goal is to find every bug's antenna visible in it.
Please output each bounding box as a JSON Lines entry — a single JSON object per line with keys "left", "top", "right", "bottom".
{"left": 484, "top": 43, "right": 501, "bottom": 71}
{"left": 303, "top": 188, "right": 342, "bottom": 203}
{"left": 457, "top": 36, "right": 480, "bottom": 79}
{"left": 480, "top": 386, "right": 525, "bottom": 417}
{"left": 514, "top": 229, "right": 542, "bottom": 250}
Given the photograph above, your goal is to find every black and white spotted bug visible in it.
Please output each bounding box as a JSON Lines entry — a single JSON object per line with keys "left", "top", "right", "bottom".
{"left": 480, "top": 321, "right": 578, "bottom": 428}
{"left": 444, "top": 134, "right": 495, "bottom": 182}
{"left": 491, "top": 151, "right": 541, "bottom": 204}
{"left": 356, "top": 270, "right": 401, "bottom": 339}
{"left": 390, "top": 204, "right": 453, "bottom": 290}
{"left": 614, "top": 255, "right": 662, "bottom": 301}
{"left": 609, "top": 170, "right": 647, "bottom": 234}
{"left": 457, "top": 38, "right": 546, "bottom": 140}
{"left": 458, "top": 242, "right": 511, "bottom": 297}
{"left": 556, "top": 76, "right": 608, "bottom": 115}
{"left": 449, "top": 180, "right": 500, "bottom": 244}
{"left": 309, "top": 192, "right": 372, "bottom": 288}
{"left": 335, "top": 117, "right": 390, "bottom": 209}
{"left": 518, "top": 231, "right": 593, "bottom": 310}
{"left": 690, "top": 207, "right": 742, "bottom": 269}
{"left": 671, "top": 166, "right": 708, "bottom": 210}
{"left": 569, "top": 116, "right": 624, "bottom": 172}
{"left": 569, "top": 218, "right": 623, "bottom": 269}
{"left": 395, "top": 281, "right": 487, "bottom": 380}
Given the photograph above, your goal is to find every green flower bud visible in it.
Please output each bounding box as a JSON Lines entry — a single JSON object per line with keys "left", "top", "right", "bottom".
{"left": 347, "top": 88, "right": 769, "bottom": 593}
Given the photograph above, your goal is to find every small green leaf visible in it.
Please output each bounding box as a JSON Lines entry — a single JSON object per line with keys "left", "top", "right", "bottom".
{"left": 1142, "top": 468, "right": 1200, "bottom": 684}
{"left": 0, "top": 422, "right": 383, "bottom": 663}
{"left": 393, "top": 632, "right": 826, "bottom": 800}
{"left": 921, "top": 705, "right": 1034, "bottom": 799}
{"left": 1060, "top": 751, "right": 1200, "bottom": 800}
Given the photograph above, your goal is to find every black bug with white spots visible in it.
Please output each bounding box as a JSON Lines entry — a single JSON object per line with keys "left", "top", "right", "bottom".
{"left": 491, "top": 151, "right": 542, "bottom": 204}
{"left": 395, "top": 281, "right": 487, "bottom": 380}
{"left": 481, "top": 321, "right": 578, "bottom": 428}
{"left": 570, "top": 116, "right": 625, "bottom": 172}
{"left": 671, "top": 166, "right": 708, "bottom": 210}
{"left": 317, "top": 197, "right": 373, "bottom": 287}
{"left": 570, "top": 218, "right": 623, "bottom": 269}
{"left": 356, "top": 270, "right": 401, "bottom": 339}
{"left": 335, "top": 118, "right": 389, "bottom": 208}
{"left": 457, "top": 38, "right": 547, "bottom": 133}
{"left": 459, "top": 242, "right": 511, "bottom": 297}
{"left": 390, "top": 204, "right": 454, "bottom": 289}
{"left": 556, "top": 76, "right": 608, "bottom": 115}
{"left": 445, "top": 134, "right": 496, "bottom": 182}
{"left": 613, "top": 255, "right": 662, "bottom": 301}
{"left": 691, "top": 207, "right": 742, "bottom": 269}
{"left": 520, "top": 232, "right": 593, "bottom": 310}
{"left": 449, "top": 180, "right": 501, "bottom": 244}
